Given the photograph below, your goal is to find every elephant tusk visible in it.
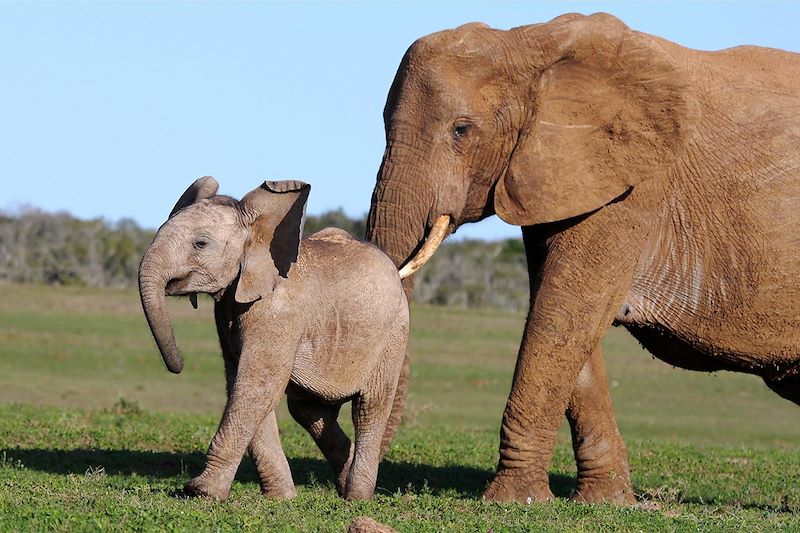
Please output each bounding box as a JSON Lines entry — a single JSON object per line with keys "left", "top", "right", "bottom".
{"left": 189, "top": 293, "right": 198, "bottom": 309}
{"left": 398, "top": 215, "right": 451, "bottom": 280}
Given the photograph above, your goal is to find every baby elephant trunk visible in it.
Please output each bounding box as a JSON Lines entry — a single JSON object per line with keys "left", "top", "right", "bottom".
{"left": 138, "top": 244, "right": 184, "bottom": 374}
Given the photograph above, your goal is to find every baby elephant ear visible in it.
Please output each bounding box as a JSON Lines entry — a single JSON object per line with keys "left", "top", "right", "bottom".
{"left": 235, "top": 180, "right": 310, "bottom": 304}
{"left": 169, "top": 176, "right": 219, "bottom": 218}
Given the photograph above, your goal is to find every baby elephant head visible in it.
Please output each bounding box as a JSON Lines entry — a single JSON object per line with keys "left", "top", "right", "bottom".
{"left": 138, "top": 177, "right": 310, "bottom": 374}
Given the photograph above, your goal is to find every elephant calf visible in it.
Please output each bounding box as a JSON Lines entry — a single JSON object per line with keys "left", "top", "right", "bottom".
{"left": 138, "top": 177, "right": 409, "bottom": 501}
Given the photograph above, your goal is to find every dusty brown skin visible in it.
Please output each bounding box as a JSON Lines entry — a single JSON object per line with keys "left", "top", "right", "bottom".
{"left": 139, "top": 177, "right": 409, "bottom": 501}
{"left": 366, "top": 13, "right": 800, "bottom": 504}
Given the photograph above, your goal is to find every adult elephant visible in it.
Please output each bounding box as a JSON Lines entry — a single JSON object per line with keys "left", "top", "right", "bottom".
{"left": 366, "top": 13, "right": 800, "bottom": 504}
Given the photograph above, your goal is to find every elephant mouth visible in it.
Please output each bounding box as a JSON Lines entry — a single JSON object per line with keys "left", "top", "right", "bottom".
{"left": 398, "top": 215, "right": 452, "bottom": 279}
{"left": 165, "top": 276, "right": 192, "bottom": 296}
{"left": 165, "top": 275, "right": 226, "bottom": 307}
{"left": 165, "top": 277, "right": 200, "bottom": 309}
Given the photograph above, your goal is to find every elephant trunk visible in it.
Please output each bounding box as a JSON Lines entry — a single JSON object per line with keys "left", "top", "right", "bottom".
{"left": 138, "top": 242, "right": 184, "bottom": 374}
{"left": 366, "top": 155, "right": 432, "bottom": 271}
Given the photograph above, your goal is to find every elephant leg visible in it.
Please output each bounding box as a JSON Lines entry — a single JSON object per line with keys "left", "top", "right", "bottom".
{"left": 379, "top": 277, "right": 414, "bottom": 457}
{"left": 483, "top": 216, "right": 640, "bottom": 504}
{"left": 345, "top": 347, "right": 403, "bottom": 501}
{"left": 247, "top": 410, "right": 297, "bottom": 499}
{"left": 287, "top": 396, "right": 353, "bottom": 496}
{"left": 345, "top": 390, "right": 396, "bottom": 500}
{"left": 185, "top": 346, "right": 292, "bottom": 501}
{"left": 379, "top": 348, "right": 409, "bottom": 457}
{"left": 566, "top": 344, "right": 634, "bottom": 504}
{"left": 214, "top": 315, "right": 295, "bottom": 498}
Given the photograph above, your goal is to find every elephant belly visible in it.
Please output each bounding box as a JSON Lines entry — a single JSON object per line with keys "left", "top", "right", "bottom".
{"left": 284, "top": 381, "right": 356, "bottom": 405}
{"left": 618, "top": 175, "right": 800, "bottom": 380}
{"left": 619, "top": 323, "right": 732, "bottom": 372}
{"left": 616, "top": 278, "right": 800, "bottom": 380}
{"left": 287, "top": 331, "right": 389, "bottom": 402}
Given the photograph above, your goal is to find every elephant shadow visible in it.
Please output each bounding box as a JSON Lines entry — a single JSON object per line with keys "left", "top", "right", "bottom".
{"left": 3, "top": 447, "right": 576, "bottom": 499}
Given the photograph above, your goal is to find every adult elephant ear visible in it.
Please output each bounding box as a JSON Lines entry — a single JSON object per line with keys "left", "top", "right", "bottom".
{"left": 235, "top": 180, "right": 310, "bottom": 304}
{"left": 494, "top": 13, "right": 695, "bottom": 225}
{"left": 169, "top": 176, "right": 219, "bottom": 218}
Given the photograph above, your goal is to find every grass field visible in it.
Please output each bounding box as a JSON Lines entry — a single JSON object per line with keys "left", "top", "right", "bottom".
{"left": 0, "top": 283, "right": 799, "bottom": 531}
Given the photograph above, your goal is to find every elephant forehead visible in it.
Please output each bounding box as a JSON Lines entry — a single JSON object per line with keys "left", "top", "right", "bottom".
{"left": 413, "top": 24, "right": 504, "bottom": 62}
{"left": 162, "top": 201, "right": 240, "bottom": 234}
{"left": 392, "top": 66, "right": 497, "bottom": 122}
{"left": 399, "top": 47, "right": 514, "bottom": 111}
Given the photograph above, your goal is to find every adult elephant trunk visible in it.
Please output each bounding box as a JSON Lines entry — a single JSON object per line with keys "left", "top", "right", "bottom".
{"left": 367, "top": 153, "right": 451, "bottom": 273}
{"left": 138, "top": 242, "right": 184, "bottom": 374}
{"left": 366, "top": 172, "right": 427, "bottom": 268}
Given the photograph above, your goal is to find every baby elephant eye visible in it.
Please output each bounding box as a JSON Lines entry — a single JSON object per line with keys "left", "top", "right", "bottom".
{"left": 453, "top": 124, "right": 471, "bottom": 140}
{"left": 194, "top": 239, "right": 208, "bottom": 250}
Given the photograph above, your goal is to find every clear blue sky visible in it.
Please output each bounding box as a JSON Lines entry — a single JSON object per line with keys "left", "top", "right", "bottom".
{"left": 2, "top": 2, "right": 798, "bottom": 240}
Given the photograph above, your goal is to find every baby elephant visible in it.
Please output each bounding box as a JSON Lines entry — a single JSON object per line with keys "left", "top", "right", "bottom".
{"left": 138, "top": 177, "right": 409, "bottom": 500}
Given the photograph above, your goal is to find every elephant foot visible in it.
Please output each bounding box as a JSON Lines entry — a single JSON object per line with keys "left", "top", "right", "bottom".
{"left": 570, "top": 473, "right": 635, "bottom": 505}
{"left": 259, "top": 481, "right": 297, "bottom": 500}
{"left": 344, "top": 486, "right": 375, "bottom": 501}
{"left": 335, "top": 470, "right": 350, "bottom": 498}
{"left": 332, "top": 444, "right": 355, "bottom": 497}
{"left": 184, "top": 475, "right": 231, "bottom": 501}
{"left": 343, "top": 467, "right": 376, "bottom": 501}
{"left": 483, "top": 469, "right": 555, "bottom": 504}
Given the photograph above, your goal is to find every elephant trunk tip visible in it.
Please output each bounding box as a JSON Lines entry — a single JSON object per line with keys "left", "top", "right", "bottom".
{"left": 149, "top": 326, "right": 185, "bottom": 375}
{"left": 165, "top": 357, "right": 184, "bottom": 374}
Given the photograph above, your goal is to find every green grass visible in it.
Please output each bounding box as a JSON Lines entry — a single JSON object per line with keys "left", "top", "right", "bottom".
{"left": 0, "top": 283, "right": 799, "bottom": 531}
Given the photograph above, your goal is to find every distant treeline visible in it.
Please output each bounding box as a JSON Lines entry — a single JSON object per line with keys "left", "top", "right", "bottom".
{"left": 0, "top": 208, "right": 529, "bottom": 310}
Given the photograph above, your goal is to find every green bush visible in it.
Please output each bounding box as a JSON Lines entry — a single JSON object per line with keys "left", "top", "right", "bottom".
{"left": 0, "top": 208, "right": 529, "bottom": 310}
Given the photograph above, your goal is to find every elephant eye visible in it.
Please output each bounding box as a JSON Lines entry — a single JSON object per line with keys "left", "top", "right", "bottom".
{"left": 452, "top": 124, "right": 472, "bottom": 140}
{"left": 194, "top": 239, "right": 208, "bottom": 250}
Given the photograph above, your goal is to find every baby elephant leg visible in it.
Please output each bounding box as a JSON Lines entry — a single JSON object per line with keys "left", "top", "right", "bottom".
{"left": 184, "top": 349, "right": 291, "bottom": 500}
{"left": 247, "top": 410, "right": 297, "bottom": 499}
{"left": 287, "top": 396, "right": 353, "bottom": 496}
{"left": 345, "top": 343, "right": 404, "bottom": 502}
{"left": 218, "top": 351, "right": 295, "bottom": 499}
{"left": 345, "top": 389, "right": 396, "bottom": 500}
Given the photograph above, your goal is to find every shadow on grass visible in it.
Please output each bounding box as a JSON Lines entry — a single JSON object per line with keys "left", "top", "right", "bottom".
{"left": 2, "top": 447, "right": 576, "bottom": 499}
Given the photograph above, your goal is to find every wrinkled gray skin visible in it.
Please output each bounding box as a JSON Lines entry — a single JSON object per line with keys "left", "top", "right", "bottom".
{"left": 139, "top": 177, "right": 409, "bottom": 501}
{"left": 367, "top": 13, "right": 800, "bottom": 504}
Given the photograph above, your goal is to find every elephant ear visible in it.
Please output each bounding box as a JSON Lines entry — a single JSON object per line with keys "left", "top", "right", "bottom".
{"left": 495, "top": 15, "right": 694, "bottom": 225}
{"left": 169, "top": 176, "right": 219, "bottom": 218}
{"left": 235, "top": 180, "right": 310, "bottom": 304}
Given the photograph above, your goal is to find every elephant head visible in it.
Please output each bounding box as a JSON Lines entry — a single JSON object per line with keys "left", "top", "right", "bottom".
{"left": 366, "top": 13, "right": 693, "bottom": 274}
{"left": 138, "top": 177, "right": 310, "bottom": 373}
